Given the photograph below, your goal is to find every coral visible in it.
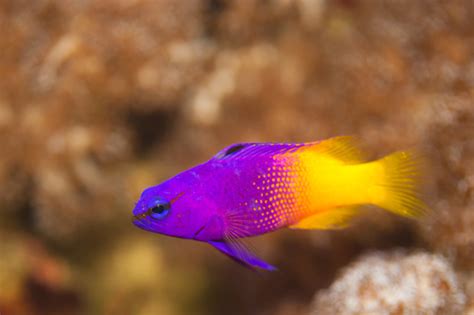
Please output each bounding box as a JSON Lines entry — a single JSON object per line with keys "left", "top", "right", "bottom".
{"left": 0, "top": 0, "right": 209, "bottom": 242}
{"left": 0, "top": 229, "right": 80, "bottom": 315}
{"left": 416, "top": 100, "right": 474, "bottom": 269}
{"left": 1, "top": 0, "right": 474, "bottom": 315}
{"left": 311, "top": 251, "right": 466, "bottom": 315}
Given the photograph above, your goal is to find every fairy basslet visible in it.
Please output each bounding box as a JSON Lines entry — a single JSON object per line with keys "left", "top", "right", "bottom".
{"left": 132, "top": 136, "right": 425, "bottom": 271}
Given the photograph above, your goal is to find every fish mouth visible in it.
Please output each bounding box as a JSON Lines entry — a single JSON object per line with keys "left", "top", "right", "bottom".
{"left": 134, "top": 212, "right": 148, "bottom": 220}
{"left": 132, "top": 216, "right": 147, "bottom": 229}
{"left": 132, "top": 212, "right": 156, "bottom": 232}
{"left": 132, "top": 213, "right": 147, "bottom": 226}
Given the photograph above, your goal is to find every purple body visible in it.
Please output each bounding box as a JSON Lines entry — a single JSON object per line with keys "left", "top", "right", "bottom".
{"left": 133, "top": 143, "right": 304, "bottom": 270}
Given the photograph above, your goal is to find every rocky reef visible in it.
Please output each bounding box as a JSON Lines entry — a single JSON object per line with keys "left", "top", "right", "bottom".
{"left": 1, "top": 1, "right": 474, "bottom": 315}
{"left": 311, "top": 251, "right": 466, "bottom": 315}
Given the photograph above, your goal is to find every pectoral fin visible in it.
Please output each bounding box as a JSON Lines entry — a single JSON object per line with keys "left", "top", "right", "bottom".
{"left": 208, "top": 240, "right": 277, "bottom": 271}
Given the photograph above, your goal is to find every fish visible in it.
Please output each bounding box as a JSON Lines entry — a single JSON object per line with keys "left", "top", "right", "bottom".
{"left": 132, "top": 136, "right": 425, "bottom": 271}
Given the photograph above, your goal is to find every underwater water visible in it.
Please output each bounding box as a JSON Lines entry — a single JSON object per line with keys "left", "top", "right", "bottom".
{"left": 1, "top": 1, "right": 474, "bottom": 314}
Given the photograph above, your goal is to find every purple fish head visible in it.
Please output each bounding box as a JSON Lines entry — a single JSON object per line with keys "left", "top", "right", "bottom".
{"left": 132, "top": 168, "right": 224, "bottom": 241}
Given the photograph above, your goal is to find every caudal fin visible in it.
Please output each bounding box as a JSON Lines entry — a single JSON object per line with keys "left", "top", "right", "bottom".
{"left": 372, "top": 151, "right": 426, "bottom": 218}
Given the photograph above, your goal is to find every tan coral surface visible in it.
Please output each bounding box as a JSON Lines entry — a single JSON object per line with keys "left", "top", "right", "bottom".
{"left": 1, "top": 1, "right": 474, "bottom": 315}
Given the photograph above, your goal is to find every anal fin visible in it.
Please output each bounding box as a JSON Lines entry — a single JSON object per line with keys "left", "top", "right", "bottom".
{"left": 290, "top": 206, "right": 359, "bottom": 230}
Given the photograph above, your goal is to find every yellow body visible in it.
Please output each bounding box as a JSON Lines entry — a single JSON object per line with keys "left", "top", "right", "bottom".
{"left": 281, "top": 137, "right": 424, "bottom": 229}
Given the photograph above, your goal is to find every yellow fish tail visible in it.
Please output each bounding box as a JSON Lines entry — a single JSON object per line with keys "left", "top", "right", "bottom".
{"left": 291, "top": 138, "right": 425, "bottom": 230}
{"left": 368, "top": 151, "right": 426, "bottom": 218}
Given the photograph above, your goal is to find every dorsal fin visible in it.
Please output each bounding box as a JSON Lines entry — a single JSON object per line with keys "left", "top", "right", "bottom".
{"left": 304, "top": 136, "right": 364, "bottom": 164}
{"left": 213, "top": 143, "right": 254, "bottom": 159}
{"left": 223, "top": 143, "right": 247, "bottom": 156}
{"left": 213, "top": 137, "right": 363, "bottom": 163}
{"left": 213, "top": 142, "right": 305, "bottom": 160}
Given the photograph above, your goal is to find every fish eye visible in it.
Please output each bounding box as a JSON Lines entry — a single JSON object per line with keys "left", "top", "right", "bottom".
{"left": 147, "top": 198, "right": 171, "bottom": 220}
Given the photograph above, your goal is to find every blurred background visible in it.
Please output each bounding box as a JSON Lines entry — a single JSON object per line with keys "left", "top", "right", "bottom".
{"left": 1, "top": 1, "right": 474, "bottom": 314}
